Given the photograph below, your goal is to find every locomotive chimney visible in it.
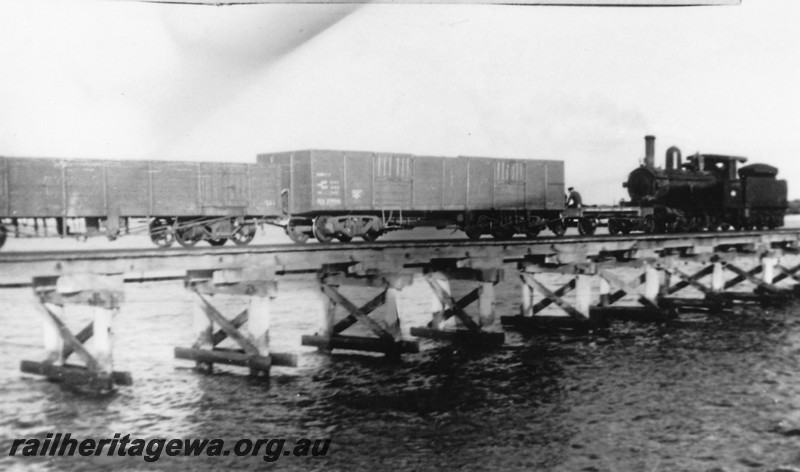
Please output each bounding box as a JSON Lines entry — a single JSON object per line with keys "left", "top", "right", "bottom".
{"left": 644, "top": 135, "right": 655, "bottom": 168}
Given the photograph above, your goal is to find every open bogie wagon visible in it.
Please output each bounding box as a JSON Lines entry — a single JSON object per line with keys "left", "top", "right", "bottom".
{"left": 257, "top": 150, "right": 565, "bottom": 243}
{"left": 0, "top": 156, "right": 279, "bottom": 248}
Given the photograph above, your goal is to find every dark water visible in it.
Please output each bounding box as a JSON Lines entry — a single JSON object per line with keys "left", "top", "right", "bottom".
{"left": 3, "top": 262, "right": 800, "bottom": 472}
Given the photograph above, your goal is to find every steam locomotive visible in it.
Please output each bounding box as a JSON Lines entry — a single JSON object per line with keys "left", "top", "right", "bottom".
{"left": 606, "top": 136, "right": 788, "bottom": 234}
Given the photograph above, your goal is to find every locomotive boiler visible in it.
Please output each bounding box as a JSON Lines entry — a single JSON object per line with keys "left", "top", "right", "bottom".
{"left": 616, "top": 136, "right": 788, "bottom": 233}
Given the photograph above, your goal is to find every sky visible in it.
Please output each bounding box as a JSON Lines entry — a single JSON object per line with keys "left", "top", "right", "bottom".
{"left": 0, "top": 0, "right": 798, "bottom": 204}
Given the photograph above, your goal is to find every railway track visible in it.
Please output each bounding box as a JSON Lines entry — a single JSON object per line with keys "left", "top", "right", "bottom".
{"left": 1, "top": 229, "right": 799, "bottom": 286}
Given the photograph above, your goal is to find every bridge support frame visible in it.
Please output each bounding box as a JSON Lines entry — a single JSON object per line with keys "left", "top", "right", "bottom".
{"left": 503, "top": 260, "right": 676, "bottom": 331}
{"left": 659, "top": 251, "right": 799, "bottom": 311}
{"left": 20, "top": 273, "right": 131, "bottom": 394}
{"left": 175, "top": 268, "right": 297, "bottom": 377}
{"left": 409, "top": 268, "right": 505, "bottom": 348}
{"left": 301, "top": 269, "right": 420, "bottom": 358}
{"left": 502, "top": 263, "right": 609, "bottom": 331}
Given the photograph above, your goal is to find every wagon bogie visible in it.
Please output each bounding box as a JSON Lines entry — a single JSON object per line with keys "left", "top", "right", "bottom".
{"left": 311, "top": 214, "right": 384, "bottom": 244}
{"left": 166, "top": 216, "right": 257, "bottom": 248}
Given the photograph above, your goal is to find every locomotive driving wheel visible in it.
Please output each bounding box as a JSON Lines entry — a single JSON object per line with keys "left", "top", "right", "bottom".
{"left": 149, "top": 218, "right": 175, "bottom": 248}
{"left": 208, "top": 238, "right": 227, "bottom": 246}
{"left": 231, "top": 219, "right": 256, "bottom": 246}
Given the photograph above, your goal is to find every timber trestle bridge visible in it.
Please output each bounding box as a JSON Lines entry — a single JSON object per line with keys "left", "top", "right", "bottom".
{"left": 3, "top": 229, "right": 800, "bottom": 394}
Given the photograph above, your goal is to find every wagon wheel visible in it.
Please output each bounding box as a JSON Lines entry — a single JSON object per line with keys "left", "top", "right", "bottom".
{"left": 525, "top": 216, "right": 543, "bottom": 239}
{"left": 337, "top": 224, "right": 354, "bottom": 243}
{"left": 362, "top": 230, "right": 381, "bottom": 242}
{"left": 174, "top": 223, "right": 203, "bottom": 248}
{"left": 692, "top": 216, "right": 707, "bottom": 232}
{"left": 464, "top": 226, "right": 482, "bottom": 240}
{"left": 706, "top": 216, "right": 720, "bottom": 232}
{"left": 231, "top": 219, "right": 256, "bottom": 246}
{"left": 0, "top": 225, "right": 6, "bottom": 249}
{"left": 547, "top": 219, "right": 567, "bottom": 237}
{"left": 767, "top": 215, "right": 779, "bottom": 229}
{"left": 491, "top": 226, "right": 514, "bottom": 240}
{"left": 525, "top": 227, "right": 541, "bottom": 239}
{"left": 674, "top": 217, "right": 689, "bottom": 233}
{"left": 642, "top": 215, "right": 656, "bottom": 234}
{"left": 285, "top": 221, "right": 309, "bottom": 244}
{"left": 577, "top": 218, "right": 597, "bottom": 236}
{"left": 608, "top": 219, "right": 621, "bottom": 235}
{"left": 149, "top": 218, "right": 175, "bottom": 248}
{"left": 313, "top": 216, "right": 334, "bottom": 244}
{"left": 208, "top": 238, "right": 227, "bottom": 246}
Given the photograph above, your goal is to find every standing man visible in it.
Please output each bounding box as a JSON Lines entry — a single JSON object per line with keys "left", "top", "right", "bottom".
{"left": 566, "top": 187, "right": 582, "bottom": 208}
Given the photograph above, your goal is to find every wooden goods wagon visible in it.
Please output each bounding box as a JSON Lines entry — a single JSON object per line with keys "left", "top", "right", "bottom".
{"left": 0, "top": 156, "right": 279, "bottom": 248}
{"left": 257, "top": 150, "right": 565, "bottom": 243}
